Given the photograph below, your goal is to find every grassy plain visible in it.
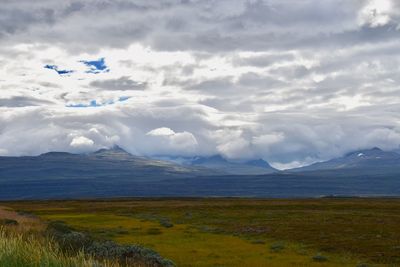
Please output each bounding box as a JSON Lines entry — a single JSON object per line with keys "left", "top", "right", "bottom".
{"left": 4, "top": 198, "right": 400, "bottom": 267}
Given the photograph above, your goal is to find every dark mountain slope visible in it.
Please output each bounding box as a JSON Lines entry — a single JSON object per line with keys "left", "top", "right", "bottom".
{"left": 289, "top": 147, "right": 400, "bottom": 174}
{"left": 0, "top": 146, "right": 216, "bottom": 182}
{"left": 1, "top": 147, "right": 399, "bottom": 200}
{"left": 159, "top": 155, "right": 277, "bottom": 175}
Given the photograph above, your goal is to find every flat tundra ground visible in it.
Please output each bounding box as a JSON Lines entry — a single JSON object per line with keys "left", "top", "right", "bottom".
{"left": 2, "top": 198, "right": 400, "bottom": 267}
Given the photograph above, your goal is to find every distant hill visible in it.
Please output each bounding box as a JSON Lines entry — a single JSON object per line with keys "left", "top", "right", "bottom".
{"left": 393, "top": 148, "right": 400, "bottom": 155}
{"left": 0, "top": 146, "right": 217, "bottom": 182}
{"left": 288, "top": 147, "right": 400, "bottom": 175}
{"left": 158, "top": 155, "right": 277, "bottom": 175}
{"left": 1, "top": 146, "right": 400, "bottom": 200}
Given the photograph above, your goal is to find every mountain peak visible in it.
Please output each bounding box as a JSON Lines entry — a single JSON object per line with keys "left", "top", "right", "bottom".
{"left": 110, "top": 145, "right": 127, "bottom": 152}
{"left": 94, "top": 145, "right": 124, "bottom": 152}
{"left": 291, "top": 146, "right": 400, "bottom": 172}
{"left": 345, "top": 147, "right": 384, "bottom": 157}
{"left": 185, "top": 155, "right": 276, "bottom": 175}
{"left": 39, "top": 151, "right": 75, "bottom": 157}
{"left": 92, "top": 145, "right": 132, "bottom": 158}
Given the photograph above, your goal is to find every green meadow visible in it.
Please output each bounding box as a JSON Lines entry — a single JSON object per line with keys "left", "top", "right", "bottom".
{"left": 3, "top": 198, "right": 400, "bottom": 266}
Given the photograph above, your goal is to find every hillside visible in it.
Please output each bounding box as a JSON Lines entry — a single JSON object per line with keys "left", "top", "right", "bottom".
{"left": 0, "top": 146, "right": 217, "bottom": 182}
{"left": 159, "top": 155, "right": 277, "bottom": 175}
{"left": 1, "top": 147, "right": 400, "bottom": 200}
{"left": 288, "top": 147, "right": 400, "bottom": 175}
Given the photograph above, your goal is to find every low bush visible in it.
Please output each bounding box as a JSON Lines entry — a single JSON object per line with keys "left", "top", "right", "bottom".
{"left": 47, "top": 220, "right": 73, "bottom": 234}
{"left": 87, "top": 240, "right": 175, "bottom": 267}
{"left": 57, "top": 231, "right": 94, "bottom": 253}
{"left": 115, "top": 228, "right": 129, "bottom": 235}
{"left": 0, "top": 219, "right": 18, "bottom": 226}
{"left": 312, "top": 254, "right": 328, "bottom": 262}
{"left": 270, "top": 242, "right": 285, "bottom": 252}
{"left": 159, "top": 219, "right": 173, "bottom": 228}
{"left": 46, "top": 220, "right": 93, "bottom": 253}
{"left": 146, "top": 228, "right": 162, "bottom": 235}
{"left": 45, "top": 220, "right": 174, "bottom": 266}
{"left": 251, "top": 239, "right": 266, "bottom": 244}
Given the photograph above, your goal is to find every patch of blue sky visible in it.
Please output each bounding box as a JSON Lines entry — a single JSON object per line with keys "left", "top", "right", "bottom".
{"left": 44, "top": 64, "right": 74, "bottom": 75}
{"left": 66, "top": 100, "right": 100, "bottom": 108}
{"left": 66, "top": 97, "right": 130, "bottom": 108}
{"left": 119, "top": 96, "right": 130, "bottom": 102}
{"left": 80, "top": 57, "right": 109, "bottom": 74}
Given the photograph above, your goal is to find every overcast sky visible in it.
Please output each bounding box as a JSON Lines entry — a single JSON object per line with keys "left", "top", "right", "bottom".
{"left": 1, "top": 0, "right": 400, "bottom": 169}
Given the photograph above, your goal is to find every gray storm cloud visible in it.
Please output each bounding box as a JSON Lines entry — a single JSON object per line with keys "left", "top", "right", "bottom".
{"left": 0, "top": 0, "right": 400, "bottom": 168}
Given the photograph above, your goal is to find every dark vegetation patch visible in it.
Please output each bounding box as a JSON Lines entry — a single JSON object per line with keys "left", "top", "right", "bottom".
{"left": 312, "top": 254, "right": 328, "bottom": 262}
{"left": 270, "top": 242, "right": 285, "bottom": 252}
{"left": 146, "top": 228, "right": 162, "bottom": 235}
{"left": 46, "top": 221, "right": 174, "bottom": 267}
{"left": 251, "top": 239, "right": 266, "bottom": 245}
{"left": 159, "top": 218, "right": 173, "bottom": 228}
{"left": 0, "top": 218, "right": 18, "bottom": 226}
{"left": 87, "top": 241, "right": 175, "bottom": 267}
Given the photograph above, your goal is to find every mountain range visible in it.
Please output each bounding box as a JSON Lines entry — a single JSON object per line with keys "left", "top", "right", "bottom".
{"left": 156, "top": 155, "right": 276, "bottom": 175}
{"left": 0, "top": 146, "right": 399, "bottom": 200}
{"left": 289, "top": 147, "right": 400, "bottom": 176}
{"left": 0, "top": 146, "right": 218, "bottom": 182}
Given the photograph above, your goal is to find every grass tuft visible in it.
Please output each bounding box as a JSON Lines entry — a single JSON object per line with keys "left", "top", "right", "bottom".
{"left": 0, "top": 227, "right": 105, "bottom": 267}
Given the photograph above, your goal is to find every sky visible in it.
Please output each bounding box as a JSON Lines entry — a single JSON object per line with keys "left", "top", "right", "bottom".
{"left": 0, "top": 0, "right": 400, "bottom": 169}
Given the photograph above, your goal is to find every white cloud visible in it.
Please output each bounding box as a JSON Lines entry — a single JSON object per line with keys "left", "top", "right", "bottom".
{"left": 0, "top": 148, "right": 8, "bottom": 156}
{"left": 70, "top": 136, "right": 94, "bottom": 149}
{"left": 358, "top": 0, "right": 393, "bottom": 27}
{"left": 145, "top": 127, "right": 198, "bottom": 156}
{"left": 147, "top": 127, "right": 175, "bottom": 136}
{"left": 217, "top": 138, "right": 253, "bottom": 160}
{"left": 253, "top": 133, "right": 285, "bottom": 148}
{"left": 0, "top": 1, "right": 400, "bottom": 168}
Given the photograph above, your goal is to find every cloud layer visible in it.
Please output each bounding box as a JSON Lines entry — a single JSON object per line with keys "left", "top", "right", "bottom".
{"left": 1, "top": 0, "right": 400, "bottom": 168}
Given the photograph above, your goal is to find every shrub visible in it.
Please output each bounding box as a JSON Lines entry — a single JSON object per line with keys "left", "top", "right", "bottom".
{"left": 115, "top": 227, "right": 129, "bottom": 235}
{"left": 146, "top": 228, "right": 162, "bottom": 235}
{"left": 46, "top": 220, "right": 93, "bottom": 253}
{"left": 270, "top": 242, "right": 285, "bottom": 252}
{"left": 57, "top": 231, "right": 94, "bottom": 253}
{"left": 312, "top": 254, "right": 328, "bottom": 262}
{"left": 159, "top": 218, "right": 174, "bottom": 228}
{"left": 0, "top": 219, "right": 18, "bottom": 226}
{"left": 86, "top": 240, "right": 175, "bottom": 267}
{"left": 45, "top": 219, "right": 174, "bottom": 266}
{"left": 47, "top": 220, "right": 73, "bottom": 234}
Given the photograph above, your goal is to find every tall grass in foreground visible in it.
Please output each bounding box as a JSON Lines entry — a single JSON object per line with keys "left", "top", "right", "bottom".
{"left": 0, "top": 227, "right": 117, "bottom": 267}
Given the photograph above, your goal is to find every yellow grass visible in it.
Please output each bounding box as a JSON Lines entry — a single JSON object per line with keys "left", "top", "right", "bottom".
{"left": 0, "top": 227, "right": 107, "bottom": 267}
{"left": 42, "top": 213, "right": 363, "bottom": 267}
